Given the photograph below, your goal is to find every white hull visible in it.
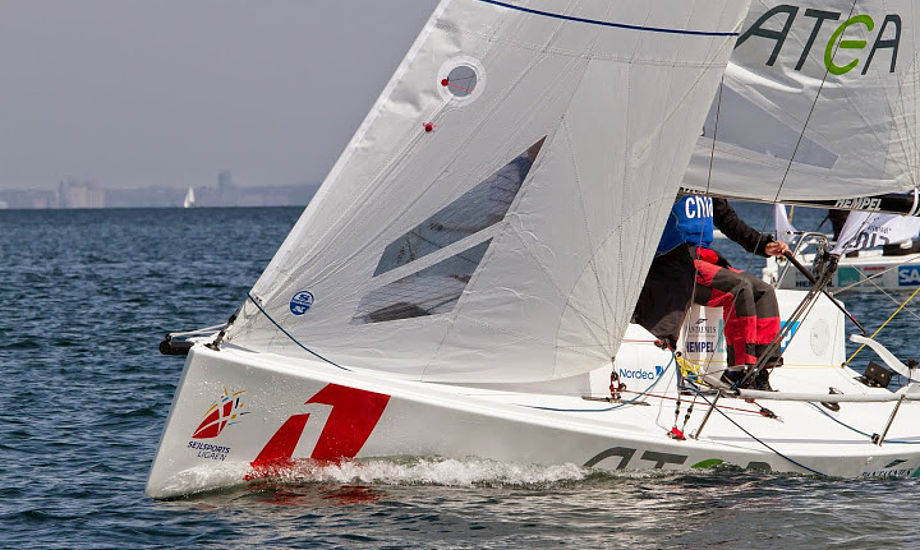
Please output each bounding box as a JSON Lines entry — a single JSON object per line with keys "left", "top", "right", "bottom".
{"left": 764, "top": 250, "right": 920, "bottom": 291}
{"left": 148, "top": 291, "right": 920, "bottom": 498}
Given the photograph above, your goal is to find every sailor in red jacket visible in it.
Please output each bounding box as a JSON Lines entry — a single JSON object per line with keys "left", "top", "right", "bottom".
{"left": 633, "top": 195, "right": 789, "bottom": 390}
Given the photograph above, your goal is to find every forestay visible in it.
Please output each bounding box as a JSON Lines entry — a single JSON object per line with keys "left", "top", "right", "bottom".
{"left": 683, "top": 0, "right": 920, "bottom": 202}
{"left": 226, "top": 0, "right": 751, "bottom": 384}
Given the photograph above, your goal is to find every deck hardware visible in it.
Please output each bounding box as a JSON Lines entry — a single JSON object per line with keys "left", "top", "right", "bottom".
{"left": 860, "top": 361, "right": 895, "bottom": 388}
{"left": 821, "top": 387, "right": 842, "bottom": 412}
{"left": 877, "top": 395, "right": 906, "bottom": 446}
{"left": 691, "top": 390, "right": 723, "bottom": 439}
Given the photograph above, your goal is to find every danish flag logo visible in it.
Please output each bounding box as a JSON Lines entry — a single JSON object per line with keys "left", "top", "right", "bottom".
{"left": 192, "top": 388, "right": 248, "bottom": 439}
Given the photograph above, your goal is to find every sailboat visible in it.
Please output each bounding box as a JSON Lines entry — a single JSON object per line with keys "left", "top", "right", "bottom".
{"left": 148, "top": 0, "right": 920, "bottom": 499}
{"left": 183, "top": 187, "right": 196, "bottom": 209}
{"left": 764, "top": 205, "right": 920, "bottom": 291}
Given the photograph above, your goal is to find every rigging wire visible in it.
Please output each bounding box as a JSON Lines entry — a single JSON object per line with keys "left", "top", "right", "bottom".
{"left": 620, "top": 388, "right": 765, "bottom": 416}
{"left": 685, "top": 385, "right": 827, "bottom": 476}
{"left": 832, "top": 255, "right": 920, "bottom": 296}
{"left": 807, "top": 402, "right": 920, "bottom": 445}
{"left": 838, "top": 269, "right": 920, "bottom": 324}
{"left": 166, "top": 323, "right": 228, "bottom": 338}
{"left": 690, "top": 76, "right": 729, "bottom": 379}
{"left": 245, "top": 291, "right": 350, "bottom": 371}
{"left": 847, "top": 285, "right": 920, "bottom": 363}
{"left": 765, "top": 0, "right": 860, "bottom": 209}
{"left": 526, "top": 356, "right": 675, "bottom": 413}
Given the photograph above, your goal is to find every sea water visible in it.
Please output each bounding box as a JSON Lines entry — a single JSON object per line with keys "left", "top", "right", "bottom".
{"left": 2, "top": 205, "right": 920, "bottom": 549}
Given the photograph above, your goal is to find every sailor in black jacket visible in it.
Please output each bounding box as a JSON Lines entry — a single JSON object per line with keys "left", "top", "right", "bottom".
{"left": 633, "top": 196, "right": 789, "bottom": 390}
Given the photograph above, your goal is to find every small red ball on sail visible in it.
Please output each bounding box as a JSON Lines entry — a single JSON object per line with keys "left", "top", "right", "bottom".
{"left": 423, "top": 122, "right": 434, "bottom": 133}
{"left": 441, "top": 78, "right": 449, "bottom": 87}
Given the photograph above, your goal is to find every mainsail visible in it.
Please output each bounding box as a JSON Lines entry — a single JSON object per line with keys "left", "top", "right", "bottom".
{"left": 226, "top": 0, "right": 751, "bottom": 383}
{"left": 683, "top": 0, "right": 920, "bottom": 202}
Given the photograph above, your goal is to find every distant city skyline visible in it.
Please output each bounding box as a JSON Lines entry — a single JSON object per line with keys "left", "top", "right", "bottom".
{"left": 0, "top": 1, "right": 438, "bottom": 191}
{"left": 0, "top": 171, "right": 319, "bottom": 209}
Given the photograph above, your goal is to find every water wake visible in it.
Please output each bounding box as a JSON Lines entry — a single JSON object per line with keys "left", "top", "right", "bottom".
{"left": 262, "top": 457, "right": 592, "bottom": 488}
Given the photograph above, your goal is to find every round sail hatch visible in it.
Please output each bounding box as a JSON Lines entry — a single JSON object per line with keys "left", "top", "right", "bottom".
{"left": 438, "top": 56, "right": 486, "bottom": 103}
{"left": 443, "top": 66, "right": 477, "bottom": 97}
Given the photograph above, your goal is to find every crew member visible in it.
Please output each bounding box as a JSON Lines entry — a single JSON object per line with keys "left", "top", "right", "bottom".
{"left": 633, "top": 195, "right": 789, "bottom": 390}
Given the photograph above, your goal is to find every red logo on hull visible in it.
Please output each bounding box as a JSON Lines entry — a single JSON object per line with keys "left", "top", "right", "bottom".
{"left": 249, "top": 383, "right": 390, "bottom": 474}
{"left": 192, "top": 388, "right": 247, "bottom": 439}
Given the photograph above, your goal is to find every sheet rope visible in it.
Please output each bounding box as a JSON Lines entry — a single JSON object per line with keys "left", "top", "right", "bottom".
{"left": 683, "top": 384, "right": 828, "bottom": 476}
{"left": 523, "top": 355, "right": 675, "bottom": 412}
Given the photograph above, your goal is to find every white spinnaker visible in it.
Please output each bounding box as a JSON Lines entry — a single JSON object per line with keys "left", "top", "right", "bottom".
{"left": 227, "top": 0, "right": 751, "bottom": 384}
{"left": 683, "top": 0, "right": 920, "bottom": 201}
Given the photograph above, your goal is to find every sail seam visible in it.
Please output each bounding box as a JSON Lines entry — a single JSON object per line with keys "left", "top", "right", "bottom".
{"left": 558, "top": 117, "right": 615, "bottom": 355}
{"left": 472, "top": 0, "right": 740, "bottom": 37}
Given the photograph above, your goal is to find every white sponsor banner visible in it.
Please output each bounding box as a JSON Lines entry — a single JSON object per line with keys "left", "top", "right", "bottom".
{"left": 832, "top": 212, "right": 920, "bottom": 254}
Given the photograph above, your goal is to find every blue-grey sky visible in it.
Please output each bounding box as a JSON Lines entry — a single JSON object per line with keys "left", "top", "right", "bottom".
{"left": 0, "top": 0, "right": 438, "bottom": 190}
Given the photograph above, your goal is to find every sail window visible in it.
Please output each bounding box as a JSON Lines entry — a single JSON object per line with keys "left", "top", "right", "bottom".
{"left": 442, "top": 65, "right": 478, "bottom": 98}
{"left": 703, "top": 86, "right": 837, "bottom": 169}
{"left": 373, "top": 137, "right": 545, "bottom": 277}
{"left": 355, "top": 240, "right": 491, "bottom": 324}
{"left": 437, "top": 55, "right": 487, "bottom": 103}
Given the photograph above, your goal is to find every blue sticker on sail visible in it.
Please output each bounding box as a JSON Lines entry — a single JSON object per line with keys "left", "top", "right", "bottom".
{"left": 289, "top": 290, "right": 315, "bottom": 315}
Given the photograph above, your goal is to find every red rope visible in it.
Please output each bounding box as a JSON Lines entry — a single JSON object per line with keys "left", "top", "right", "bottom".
{"left": 620, "top": 389, "right": 766, "bottom": 416}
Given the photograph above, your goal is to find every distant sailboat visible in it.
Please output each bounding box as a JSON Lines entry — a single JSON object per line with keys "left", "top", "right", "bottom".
{"left": 764, "top": 205, "right": 920, "bottom": 291}
{"left": 183, "top": 187, "right": 196, "bottom": 209}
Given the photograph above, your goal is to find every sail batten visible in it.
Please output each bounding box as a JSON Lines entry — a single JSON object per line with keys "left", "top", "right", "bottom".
{"left": 227, "top": 0, "right": 751, "bottom": 384}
